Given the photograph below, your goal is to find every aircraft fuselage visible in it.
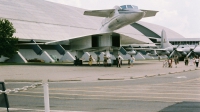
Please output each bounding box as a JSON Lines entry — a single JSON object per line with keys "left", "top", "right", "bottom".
{"left": 99, "top": 6, "right": 145, "bottom": 32}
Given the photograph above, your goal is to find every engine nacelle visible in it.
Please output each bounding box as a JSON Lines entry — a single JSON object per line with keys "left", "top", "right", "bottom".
{"left": 127, "top": 50, "right": 136, "bottom": 55}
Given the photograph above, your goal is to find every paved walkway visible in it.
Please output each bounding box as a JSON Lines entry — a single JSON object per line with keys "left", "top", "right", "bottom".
{"left": 0, "top": 60, "right": 199, "bottom": 82}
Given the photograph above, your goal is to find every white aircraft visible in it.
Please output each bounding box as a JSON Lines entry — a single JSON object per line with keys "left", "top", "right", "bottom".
{"left": 84, "top": 5, "right": 158, "bottom": 33}
{"left": 147, "top": 30, "right": 200, "bottom": 58}
{"left": 44, "top": 5, "right": 158, "bottom": 52}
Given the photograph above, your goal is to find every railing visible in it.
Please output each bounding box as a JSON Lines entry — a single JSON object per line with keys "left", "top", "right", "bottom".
{"left": 0, "top": 80, "right": 50, "bottom": 112}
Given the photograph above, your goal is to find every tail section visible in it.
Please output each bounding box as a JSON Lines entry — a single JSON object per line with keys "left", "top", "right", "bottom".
{"left": 161, "top": 30, "right": 172, "bottom": 49}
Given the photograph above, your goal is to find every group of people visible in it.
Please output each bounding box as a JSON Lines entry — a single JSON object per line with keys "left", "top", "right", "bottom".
{"left": 87, "top": 54, "right": 136, "bottom": 67}
{"left": 163, "top": 58, "right": 174, "bottom": 68}
{"left": 184, "top": 56, "right": 199, "bottom": 67}
{"left": 162, "top": 56, "right": 178, "bottom": 68}
{"left": 190, "top": 56, "right": 199, "bottom": 67}
{"left": 163, "top": 55, "right": 199, "bottom": 68}
{"left": 88, "top": 54, "right": 112, "bottom": 66}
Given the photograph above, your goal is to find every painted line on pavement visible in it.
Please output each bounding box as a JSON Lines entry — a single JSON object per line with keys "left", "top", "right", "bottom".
{"left": 4, "top": 79, "right": 42, "bottom": 82}
{"left": 98, "top": 78, "right": 124, "bottom": 80}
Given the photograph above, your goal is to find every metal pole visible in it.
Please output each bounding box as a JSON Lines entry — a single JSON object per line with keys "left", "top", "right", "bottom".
{"left": 43, "top": 80, "right": 50, "bottom": 112}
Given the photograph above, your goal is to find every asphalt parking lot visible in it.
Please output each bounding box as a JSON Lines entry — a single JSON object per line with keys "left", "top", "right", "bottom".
{"left": 0, "top": 60, "right": 199, "bottom": 82}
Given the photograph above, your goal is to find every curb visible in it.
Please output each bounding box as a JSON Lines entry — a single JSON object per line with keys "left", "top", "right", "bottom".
{"left": 169, "top": 72, "right": 176, "bottom": 74}
{"left": 158, "top": 73, "right": 167, "bottom": 76}
{"left": 183, "top": 70, "right": 189, "bottom": 72}
{"left": 145, "top": 75, "right": 157, "bottom": 77}
{"left": 4, "top": 79, "right": 42, "bottom": 82}
{"left": 176, "top": 71, "right": 183, "bottom": 73}
{"left": 98, "top": 78, "right": 124, "bottom": 81}
{"left": 189, "top": 69, "right": 195, "bottom": 71}
{"left": 48, "top": 79, "right": 81, "bottom": 82}
{"left": 130, "top": 76, "right": 145, "bottom": 79}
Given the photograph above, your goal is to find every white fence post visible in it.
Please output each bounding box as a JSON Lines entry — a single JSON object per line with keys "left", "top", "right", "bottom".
{"left": 43, "top": 80, "right": 50, "bottom": 112}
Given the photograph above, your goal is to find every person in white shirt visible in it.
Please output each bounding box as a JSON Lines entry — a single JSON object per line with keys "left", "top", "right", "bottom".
{"left": 129, "top": 55, "right": 135, "bottom": 67}
{"left": 195, "top": 56, "right": 199, "bottom": 67}
{"left": 163, "top": 60, "right": 168, "bottom": 68}
{"left": 107, "top": 56, "right": 112, "bottom": 67}
{"left": 117, "top": 56, "right": 122, "bottom": 68}
{"left": 193, "top": 58, "right": 196, "bottom": 65}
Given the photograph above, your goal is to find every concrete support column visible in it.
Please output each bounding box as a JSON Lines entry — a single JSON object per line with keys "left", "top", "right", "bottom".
{"left": 0, "top": 56, "right": 9, "bottom": 62}
{"left": 41, "top": 51, "right": 55, "bottom": 63}
{"left": 135, "top": 52, "right": 145, "bottom": 60}
{"left": 7, "top": 51, "right": 28, "bottom": 63}
{"left": 119, "top": 47, "right": 127, "bottom": 55}
{"left": 143, "top": 54, "right": 154, "bottom": 59}
{"left": 76, "top": 51, "right": 84, "bottom": 59}
{"left": 30, "top": 40, "right": 55, "bottom": 63}
{"left": 59, "top": 51, "right": 75, "bottom": 62}
{"left": 112, "top": 50, "right": 119, "bottom": 59}
{"left": 81, "top": 52, "right": 90, "bottom": 61}
{"left": 55, "top": 44, "right": 75, "bottom": 62}
{"left": 99, "top": 52, "right": 105, "bottom": 61}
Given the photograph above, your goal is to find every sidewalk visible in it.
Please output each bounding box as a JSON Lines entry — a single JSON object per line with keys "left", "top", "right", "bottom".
{"left": 0, "top": 60, "right": 199, "bottom": 82}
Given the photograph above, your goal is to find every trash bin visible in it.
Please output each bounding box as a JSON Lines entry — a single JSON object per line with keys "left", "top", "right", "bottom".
{"left": 78, "top": 60, "right": 82, "bottom": 65}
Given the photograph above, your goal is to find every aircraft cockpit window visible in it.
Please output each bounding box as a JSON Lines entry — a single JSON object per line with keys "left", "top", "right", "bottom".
{"left": 127, "top": 5, "right": 133, "bottom": 9}
{"left": 120, "top": 5, "right": 139, "bottom": 10}
{"left": 120, "top": 5, "right": 126, "bottom": 10}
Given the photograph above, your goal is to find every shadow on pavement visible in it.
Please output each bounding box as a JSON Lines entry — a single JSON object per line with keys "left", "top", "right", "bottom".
{"left": 159, "top": 101, "right": 200, "bottom": 112}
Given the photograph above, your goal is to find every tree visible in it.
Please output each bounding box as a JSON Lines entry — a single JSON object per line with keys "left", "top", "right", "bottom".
{"left": 0, "top": 19, "right": 18, "bottom": 58}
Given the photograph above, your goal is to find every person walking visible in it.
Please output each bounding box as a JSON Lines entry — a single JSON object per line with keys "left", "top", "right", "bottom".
{"left": 184, "top": 56, "right": 189, "bottom": 66}
{"left": 189, "top": 57, "right": 193, "bottom": 66}
{"left": 118, "top": 57, "right": 122, "bottom": 68}
{"left": 195, "top": 56, "right": 199, "bottom": 67}
{"left": 97, "top": 55, "right": 100, "bottom": 66}
{"left": 129, "top": 55, "right": 135, "bottom": 67}
{"left": 88, "top": 55, "right": 93, "bottom": 66}
{"left": 107, "top": 56, "right": 112, "bottom": 67}
{"left": 163, "top": 60, "right": 168, "bottom": 68}
{"left": 168, "top": 58, "right": 172, "bottom": 68}
{"left": 193, "top": 57, "right": 196, "bottom": 65}
{"left": 103, "top": 54, "right": 107, "bottom": 67}
{"left": 158, "top": 56, "right": 161, "bottom": 61}
{"left": 174, "top": 56, "right": 178, "bottom": 68}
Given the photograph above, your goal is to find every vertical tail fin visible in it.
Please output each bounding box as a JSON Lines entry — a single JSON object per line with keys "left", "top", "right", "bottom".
{"left": 161, "top": 29, "right": 172, "bottom": 49}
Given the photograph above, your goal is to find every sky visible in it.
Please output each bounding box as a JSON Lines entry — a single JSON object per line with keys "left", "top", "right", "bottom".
{"left": 46, "top": 0, "right": 200, "bottom": 38}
